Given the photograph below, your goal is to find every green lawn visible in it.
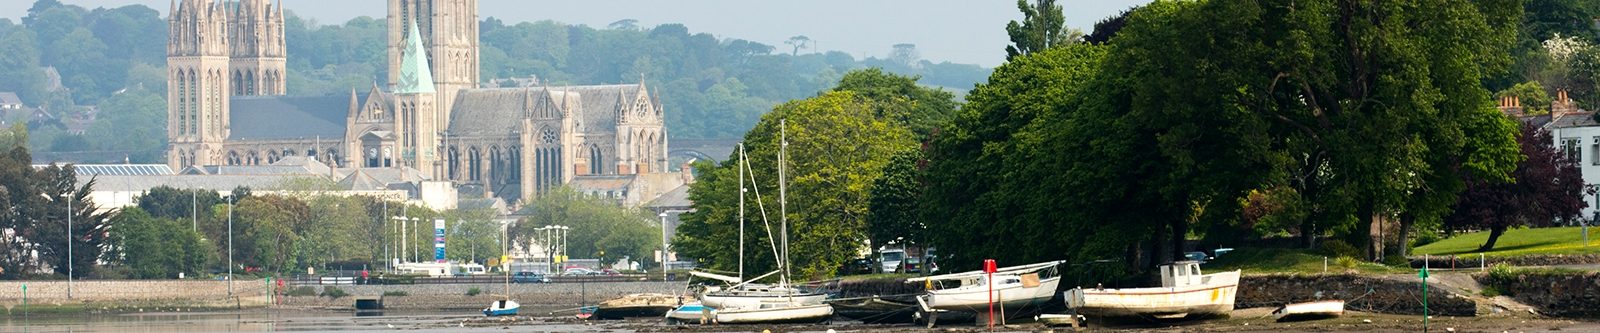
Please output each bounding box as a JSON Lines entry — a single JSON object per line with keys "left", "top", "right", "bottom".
{"left": 1206, "top": 248, "right": 1408, "bottom": 275}
{"left": 1413, "top": 227, "right": 1600, "bottom": 257}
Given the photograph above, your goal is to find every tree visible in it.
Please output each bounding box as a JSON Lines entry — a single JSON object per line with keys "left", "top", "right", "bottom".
{"left": 32, "top": 164, "right": 115, "bottom": 277}
{"left": 1004, "top": 0, "right": 1079, "bottom": 60}
{"left": 831, "top": 68, "right": 958, "bottom": 138}
{"left": 608, "top": 19, "right": 640, "bottom": 31}
{"left": 0, "top": 29, "right": 46, "bottom": 104}
{"left": 1084, "top": 7, "right": 1137, "bottom": 45}
{"left": 889, "top": 43, "right": 920, "bottom": 68}
{"left": 107, "top": 208, "right": 213, "bottom": 279}
{"left": 785, "top": 35, "right": 811, "bottom": 56}
{"left": 675, "top": 89, "right": 916, "bottom": 279}
{"left": 1445, "top": 122, "right": 1587, "bottom": 251}
{"left": 443, "top": 207, "right": 503, "bottom": 264}
{"left": 512, "top": 187, "right": 659, "bottom": 267}
{"left": 867, "top": 149, "right": 924, "bottom": 250}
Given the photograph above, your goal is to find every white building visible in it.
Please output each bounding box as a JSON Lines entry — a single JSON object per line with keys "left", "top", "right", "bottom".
{"left": 1509, "top": 90, "right": 1600, "bottom": 221}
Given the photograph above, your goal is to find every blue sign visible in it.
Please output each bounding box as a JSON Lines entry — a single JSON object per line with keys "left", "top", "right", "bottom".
{"left": 434, "top": 219, "right": 447, "bottom": 263}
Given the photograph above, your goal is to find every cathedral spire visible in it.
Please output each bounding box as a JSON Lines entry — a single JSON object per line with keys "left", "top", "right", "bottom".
{"left": 348, "top": 88, "right": 360, "bottom": 119}
{"left": 395, "top": 20, "right": 435, "bottom": 94}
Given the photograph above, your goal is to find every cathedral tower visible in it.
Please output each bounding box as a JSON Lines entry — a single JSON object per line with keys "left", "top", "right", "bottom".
{"left": 168, "top": 0, "right": 232, "bottom": 169}
{"left": 388, "top": 0, "right": 478, "bottom": 138}
{"left": 228, "top": 0, "right": 287, "bottom": 96}
{"left": 394, "top": 21, "right": 441, "bottom": 176}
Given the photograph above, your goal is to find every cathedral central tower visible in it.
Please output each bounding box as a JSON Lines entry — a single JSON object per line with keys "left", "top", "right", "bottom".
{"left": 388, "top": 0, "right": 478, "bottom": 144}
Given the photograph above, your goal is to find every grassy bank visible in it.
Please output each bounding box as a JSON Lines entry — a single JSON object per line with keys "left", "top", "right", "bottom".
{"left": 1413, "top": 227, "right": 1600, "bottom": 257}
{"left": 1206, "top": 248, "right": 1408, "bottom": 274}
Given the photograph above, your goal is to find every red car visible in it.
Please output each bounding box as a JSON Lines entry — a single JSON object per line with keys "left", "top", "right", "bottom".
{"left": 599, "top": 269, "right": 621, "bottom": 276}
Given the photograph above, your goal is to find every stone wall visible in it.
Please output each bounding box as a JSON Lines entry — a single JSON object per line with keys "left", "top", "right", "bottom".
{"left": 1410, "top": 254, "right": 1600, "bottom": 269}
{"left": 1480, "top": 271, "right": 1600, "bottom": 318}
{"left": 0, "top": 279, "right": 270, "bottom": 301}
{"left": 277, "top": 281, "right": 682, "bottom": 310}
{"left": 1238, "top": 274, "right": 1476, "bottom": 316}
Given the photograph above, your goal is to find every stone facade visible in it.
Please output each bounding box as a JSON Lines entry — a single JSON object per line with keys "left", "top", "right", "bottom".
{"left": 164, "top": 0, "right": 677, "bottom": 206}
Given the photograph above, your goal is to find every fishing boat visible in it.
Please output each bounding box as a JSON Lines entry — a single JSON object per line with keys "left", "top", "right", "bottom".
{"left": 483, "top": 299, "right": 520, "bottom": 316}
{"left": 907, "top": 260, "right": 1066, "bottom": 312}
{"left": 1271, "top": 300, "right": 1344, "bottom": 322}
{"left": 1064, "top": 261, "right": 1240, "bottom": 319}
{"left": 593, "top": 293, "right": 692, "bottom": 319}
{"left": 665, "top": 302, "right": 717, "bottom": 324}
{"left": 715, "top": 302, "right": 834, "bottom": 324}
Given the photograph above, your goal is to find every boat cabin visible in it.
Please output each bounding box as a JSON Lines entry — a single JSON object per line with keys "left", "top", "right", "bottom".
{"left": 1158, "top": 261, "right": 1205, "bottom": 288}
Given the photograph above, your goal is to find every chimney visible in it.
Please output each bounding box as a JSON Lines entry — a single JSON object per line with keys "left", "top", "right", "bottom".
{"left": 1499, "top": 95, "right": 1524, "bottom": 117}
{"left": 679, "top": 159, "right": 696, "bottom": 184}
{"left": 1553, "top": 88, "right": 1578, "bottom": 118}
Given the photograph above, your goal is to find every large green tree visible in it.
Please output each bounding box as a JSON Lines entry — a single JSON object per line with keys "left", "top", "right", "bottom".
{"left": 1004, "top": 0, "right": 1080, "bottom": 60}
{"left": 107, "top": 208, "right": 213, "bottom": 279}
{"left": 512, "top": 187, "right": 659, "bottom": 267}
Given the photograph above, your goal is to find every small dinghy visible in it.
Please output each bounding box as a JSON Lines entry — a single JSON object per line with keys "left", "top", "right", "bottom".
{"left": 665, "top": 302, "right": 717, "bottom": 324}
{"left": 483, "top": 299, "right": 519, "bottom": 317}
{"left": 1272, "top": 300, "right": 1344, "bottom": 322}
{"left": 594, "top": 293, "right": 690, "bottom": 319}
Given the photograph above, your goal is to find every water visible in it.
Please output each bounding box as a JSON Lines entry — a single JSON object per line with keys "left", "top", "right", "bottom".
{"left": 0, "top": 309, "right": 589, "bottom": 333}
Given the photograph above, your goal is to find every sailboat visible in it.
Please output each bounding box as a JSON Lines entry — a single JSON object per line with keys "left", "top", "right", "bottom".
{"left": 483, "top": 221, "right": 519, "bottom": 316}
{"left": 704, "top": 119, "right": 833, "bottom": 324}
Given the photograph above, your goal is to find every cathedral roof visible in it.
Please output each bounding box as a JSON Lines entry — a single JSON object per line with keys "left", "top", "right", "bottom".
{"left": 447, "top": 84, "right": 644, "bottom": 136}
{"left": 395, "top": 21, "right": 435, "bottom": 94}
{"left": 229, "top": 95, "right": 357, "bottom": 140}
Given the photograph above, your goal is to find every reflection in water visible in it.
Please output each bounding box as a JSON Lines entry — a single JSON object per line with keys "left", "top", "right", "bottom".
{"left": 0, "top": 309, "right": 506, "bottom": 332}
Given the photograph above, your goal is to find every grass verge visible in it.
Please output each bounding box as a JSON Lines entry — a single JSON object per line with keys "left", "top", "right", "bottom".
{"left": 1413, "top": 227, "right": 1600, "bottom": 257}
{"left": 1206, "top": 248, "right": 1408, "bottom": 275}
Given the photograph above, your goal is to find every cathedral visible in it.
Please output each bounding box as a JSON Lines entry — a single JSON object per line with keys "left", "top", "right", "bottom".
{"left": 164, "top": 0, "right": 673, "bottom": 205}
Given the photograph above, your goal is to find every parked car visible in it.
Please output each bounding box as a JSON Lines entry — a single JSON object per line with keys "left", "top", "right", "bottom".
{"left": 1184, "top": 251, "right": 1212, "bottom": 264}
{"left": 902, "top": 257, "right": 923, "bottom": 273}
{"left": 839, "top": 258, "right": 874, "bottom": 275}
{"left": 511, "top": 271, "right": 550, "bottom": 283}
{"left": 599, "top": 269, "right": 621, "bottom": 276}
{"left": 564, "top": 268, "right": 596, "bottom": 276}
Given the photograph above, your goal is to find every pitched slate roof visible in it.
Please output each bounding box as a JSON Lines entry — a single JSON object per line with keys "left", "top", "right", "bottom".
{"left": 0, "top": 92, "right": 22, "bottom": 105}
{"left": 447, "top": 84, "right": 642, "bottom": 137}
{"left": 229, "top": 95, "right": 355, "bottom": 140}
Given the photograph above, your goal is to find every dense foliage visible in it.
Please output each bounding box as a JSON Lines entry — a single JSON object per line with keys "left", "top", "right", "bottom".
{"left": 1445, "top": 123, "right": 1588, "bottom": 251}
{"left": 0, "top": 124, "right": 115, "bottom": 279}
{"left": 510, "top": 187, "right": 661, "bottom": 267}
{"left": 674, "top": 69, "right": 948, "bottom": 279}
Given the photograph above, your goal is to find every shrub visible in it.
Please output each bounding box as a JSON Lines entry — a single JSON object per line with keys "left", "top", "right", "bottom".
{"left": 1410, "top": 229, "right": 1442, "bottom": 248}
{"left": 286, "top": 286, "right": 317, "bottom": 296}
{"left": 1318, "top": 239, "right": 1363, "bottom": 259}
{"left": 1381, "top": 255, "right": 1409, "bottom": 266}
{"left": 382, "top": 290, "right": 408, "bottom": 297}
{"left": 466, "top": 287, "right": 481, "bottom": 296}
{"left": 321, "top": 286, "right": 349, "bottom": 298}
{"left": 1488, "top": 262, "right": 1517, "bottom": 281}
{"left": 1334, "top": 256, "right": 1360, "bottom": 270}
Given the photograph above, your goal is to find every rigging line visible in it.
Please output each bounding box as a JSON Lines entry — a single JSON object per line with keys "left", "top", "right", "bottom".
{"left": 740, "top": 146, "right": 782, "bottom": 283}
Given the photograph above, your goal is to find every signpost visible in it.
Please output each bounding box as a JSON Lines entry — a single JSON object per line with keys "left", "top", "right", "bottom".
{"left": 984, "top": 259, "right": 997, "bottom": 330}
{"left": 1421, "top": 254, "right": 1430, "bottom": 332}
{"left": 434, "top": 219, "right": 447, "bottom": 263}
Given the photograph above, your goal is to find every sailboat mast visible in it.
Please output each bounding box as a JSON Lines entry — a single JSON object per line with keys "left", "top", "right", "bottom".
{"left": 738, "top": 143, "right": 746, "bottom": 281}
{"left": 779, "top": 119, "right": 789, "bottom": 286}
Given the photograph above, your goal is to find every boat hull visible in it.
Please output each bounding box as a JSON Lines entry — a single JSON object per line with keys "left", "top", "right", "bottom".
{"left": 1272, "top": 300, "right": 1344, "bottom": 322}
{"left": 1065, "top": 270, "right": 1240, "bottom": 319}
{"left": 924, "top": 276, "right": 1061, "bottom": 312}
{"left": 483, "top": 300, "right": 520, "bottom": 317}
{"left": 829, "top": 297, "right": 919, "bottom": 323}
{"left": 714, "top": 304, "right": 834, "bottom": 324}
{"left": 595, "top": 293, "right": 689, "bottom": 319}
{"left": 665, "top": 303, "right": 717, "bottom": 324}
{"left": 702, "top": 291, "right": 827, "bottom": 309}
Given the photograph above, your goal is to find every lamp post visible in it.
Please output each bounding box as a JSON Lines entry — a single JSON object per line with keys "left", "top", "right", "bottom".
{"left": 392, "top": 216, "right": 409, "bottom": 264}
{"left": 412, "top": 217, "right": 421, "bottom": 262}
{"left": 657, "top": 210, "right": 689, "bottom": 275}
{"left": 66, "top": 189, "right": 73, "bottom": 299}
{"left": 226, "top": 194, "right": 234, "bottom": 296}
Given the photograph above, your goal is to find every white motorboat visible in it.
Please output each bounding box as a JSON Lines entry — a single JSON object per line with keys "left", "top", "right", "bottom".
{"left": 1064, "top": 261, "right": 1240, "bottom": 319}
{"left": 1272, "top": 300, "right": 1344, "bottom": 322}
{"left": 906, "top": 260, "right": 1066, "bottom": 312}
{"left": 715, "top": 302, "right": 834, "bottom": 324}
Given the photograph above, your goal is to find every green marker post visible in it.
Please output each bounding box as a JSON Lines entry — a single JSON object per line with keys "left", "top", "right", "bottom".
{"left": 21, "top": 283, "right": 26, "bottom": 319}
{"left": 1420, "top": 261, "right": 1429, "bottom": 332}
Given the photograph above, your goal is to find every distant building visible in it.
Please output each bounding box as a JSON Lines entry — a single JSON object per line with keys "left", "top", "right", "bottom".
{"left": 164, "top": 0, "right": 679, "bottom": 207}
{"left": 1505, "top": 90, "right": 1600, "bottom": 221}
{"left": 0, "top": 92, "right": 23, "bottom": 110}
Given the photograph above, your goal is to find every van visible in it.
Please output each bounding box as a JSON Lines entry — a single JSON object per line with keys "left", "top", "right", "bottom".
{"left": 879, "top": 248, "right": 906, "bottom": 273}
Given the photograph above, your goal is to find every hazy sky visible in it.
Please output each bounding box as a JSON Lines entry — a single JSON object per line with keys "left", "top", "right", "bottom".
{"left": 4, "top": 0, "right": 1150, "bottom": 67}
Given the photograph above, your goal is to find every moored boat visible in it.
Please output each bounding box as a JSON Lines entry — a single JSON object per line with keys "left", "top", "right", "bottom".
{"left": 714, "top": 302, "right": 834, "bottom": 324}
{"left": 594, "top": 293, "right": 692, "bottom": 319}
{"left": 828, "top": 296, "right": 919, "bottom": 323}
{"left": 482, "top": 299, "right": 519, "bottom": 316}
{"left": 1064, "top": 261, "right": 1240, "bottom": 319}
{"left": 665, "top": 302, "right": 717, "bottom": 324}
{"left": 907, "top": 260, "right": 1066, "bottom": 313}
{"left": 1272, "top": 300, "right": 1344, "bottom": 322}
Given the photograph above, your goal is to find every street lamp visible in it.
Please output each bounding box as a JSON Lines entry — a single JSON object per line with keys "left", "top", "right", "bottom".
{"left": 46, "top": 190, "right": 74, "bottom": 299}
{"left": 657, "top": 210, "right": 690, "bottom": 275}
{"left": 391, "top": 216, "right": 409, "bottom": 264}
{"left": 226, "top": 194, "right": 234, "bottom": 296}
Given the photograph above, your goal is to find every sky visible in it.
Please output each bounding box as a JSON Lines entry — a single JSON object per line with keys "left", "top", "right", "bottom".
{"left": 3, "top": 0, "right": 1151, "bottom": 67}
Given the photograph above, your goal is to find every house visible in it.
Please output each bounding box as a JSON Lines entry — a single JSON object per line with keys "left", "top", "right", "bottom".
{"left": 1510, "top": 90, "right": 1600, "bottom": 221}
